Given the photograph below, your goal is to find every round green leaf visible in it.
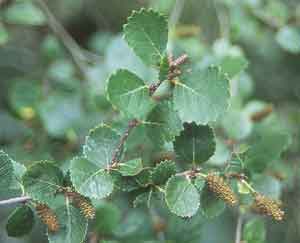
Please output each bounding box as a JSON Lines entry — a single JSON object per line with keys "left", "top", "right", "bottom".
{"left": 118, "top": 158, "right": 143, "bottom": 176}
{"left": 173, "top": 122, "right": 216, "bottom": 164}
{"left": 107, "top": 69, "right": 156, "bottom": 119}
{"left": 83, "top": 124, "right": 121, "bottom": 169}
{"left": 219, "top": 55, "right": 248, "bottom": 79}
{"left": 146, "top": 101, "right": 183, "bottom": 146}
{"left": 0, "top": 150, "right": 14, "bottom": 189}
{"left": 244, "top": 128, "right": 291, "bottom": 173}
{"left": 124, "top": 8, "right": 168, "bottom": 66}
{"left": 151, "top": 160, "right": 177, "bottom": 185}
{"left": 165, "top": 175, "right": 200, "bottom": 217}
{"left": 48, "top": 204, "right": 88, "bottom": 243}
{"left": 276, "top": 26, "right": 300, "bottom": 53}
{"left": 22, "top": 162, "right": 64, "bottom": 205}
{"left": 194, "top": 176, "right": 205, "bottom": 192}
{"left": 243, "top": 218, "right": 266, "bottom": 243}
{"left": 94, "top": 202, "right": 121, "bottom": 234}
{"left": 70, "top": 157, "right": 114, "bottom": 199}
{"left": 200, "top": 185, "right": 225, "bottom": 218}
{"left": 174, "top": 66, "right": 230, "bottom": 124}
{"left": 6, "top": 205, "right": 34, "bottom": 237}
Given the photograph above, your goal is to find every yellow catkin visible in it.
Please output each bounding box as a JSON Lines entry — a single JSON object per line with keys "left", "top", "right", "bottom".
{"left": 36, "top": 204, "right": 59, "bottom": 232}
{"left": 206, "top": 173, "right": 238, "bottom": 206}
{"left": 66, "top": 191, "right": 95, "bottom": 220}
{"left": 252, "top": 193, "right": 284, "bottom": 221}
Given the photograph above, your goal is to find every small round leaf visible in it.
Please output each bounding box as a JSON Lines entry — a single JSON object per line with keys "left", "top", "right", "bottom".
{"left": 165, "top": 176, "right": 200, "bottom": 217}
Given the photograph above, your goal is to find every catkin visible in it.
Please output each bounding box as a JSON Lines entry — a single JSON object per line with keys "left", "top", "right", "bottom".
{"left": 252, "top": 193, "right": 284, "bottom": 221}
{"left": 36, "top": 204, "right": 59, "bottom": 232}
{"left": 66, "top": 191, "right": 95, "bottom": 220}
{"left": 206, "top": 173, "right": 238, "bottom": 206}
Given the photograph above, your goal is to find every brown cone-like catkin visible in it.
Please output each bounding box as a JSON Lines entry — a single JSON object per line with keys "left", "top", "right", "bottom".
{"left": 206, "top": 173, "right": 238, "bottom": 206}
{"left": 66, "top": 191, "right": 95, "bottom": 220}
{"left": 36, "top": 204, "right": 59, "bottom": 232}
{"left": 252, "top": 193, "right": 284, "bottom": 221}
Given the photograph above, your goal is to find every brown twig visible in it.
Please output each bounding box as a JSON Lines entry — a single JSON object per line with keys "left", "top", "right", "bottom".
{"left": 149, "top": 54, "right": 189, "bottom": 96}
{"left": 110, "top": 119, "right": 140, "bottom": 166}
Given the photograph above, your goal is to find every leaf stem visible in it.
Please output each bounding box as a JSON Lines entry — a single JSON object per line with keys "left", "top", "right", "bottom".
{"left": 240, "top": 179, "right": 256, "bottom": 194}
{"left": 235, "top": 212, "right": 243, "bottom": 243}
{"left": 0, "top": 196, "right": 31, "bottom": 207}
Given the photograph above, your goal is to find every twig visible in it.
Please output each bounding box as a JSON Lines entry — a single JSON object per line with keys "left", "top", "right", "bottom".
{"left": 213, "top": 0, "right": 230, "bottom": 39}
{"left": 235, "top": 213, "right": 243, "bottom": 243}
{"left": 110, "top": 119, "right": 140, "bottom": 165}
{"left": 149, "top": 53, "right": 188, "bottom": 96}
{"left": 169, "top": 0, "right": 186, "bottom": 30}
{"left": 168, "top": 0, "right": 186, "bottom": 52}
{"left": 0, "top": 196, "right": 31, "bottom": 206}
{"left": 35, "top": 0, "right": 90, "bottom": 81}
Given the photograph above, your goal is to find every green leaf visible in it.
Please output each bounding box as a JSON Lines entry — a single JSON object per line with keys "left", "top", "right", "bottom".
{"left": 70, "top": 157, "right": 114, "bottom": 199}
{"left": 6, "top": 205, "right": 35, "bottom": 237}
{"left": 133, "top": 191, "right": 154, "bottom": 208}
{"left": 165, "top": 175, "right": 200, "bottom": 217}
{"left": 0, "top": 151, "right": 14, "bottom": 189}
{"left": 105, "top": 35, "right": 157, "bottom": 83}
{"left": 276, "top": 26, "right": 300, "bottom": 53}
{"left": 253, "top": 175, "right": 281, "bottom": 199}
{"left": 173, "top": 122, "right": 216, "bottom": 164}
{"left": 22, "top": 162, "right": 64, "bottom": 205}
{"left": 4, "top": 2, "right": 46, "bottom": 26}
{"left": 194, "top": 176, "right": 205, "bottom": 192}
{"left": 174, "top": 66, "right": 230, "bottom": 124}
{"left": 11, "top": 160, "right": 26, "bottom": 181}
{"left": 151, "top": 160, "right": 177, "bottom": 185}
{"left": 83, "top": 124, "right": 121, "bottom": 169}
{"left": 244, "top": 129, "right": 291, "bottom": 173}
{"left": 200, "top": 185, "right": 225, "bottom": 218}
{"left": 48, "top": 200, "right": 88, "bottom": 243}
{"left": 243, "top": 218, "right": 266, "bottom": 243}
{"left": 94, "top": 202, "right": 121, "bottom": 234}
{"left": 146, "top": 101, "right": 183, "bottom": 146}
{"left": 222, "top": 108, "right": 252, "bottom": 140}
{"left": 107, "top": 69, "right": 156, "bottom": 119}
{"left": 219, "top": 55, "right": 248, "bottom": 79}
{"left": 134, "top": 168, "right": 153, "bottom": 187}
{"left": 124, "top": 8, "right": 168, "bottom": 66}
{"left": 118, "top": 158, "right": 143, "bottom": 176}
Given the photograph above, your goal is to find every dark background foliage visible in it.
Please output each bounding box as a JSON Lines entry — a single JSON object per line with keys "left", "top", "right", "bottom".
{"left": 0, "top": 0, "right": 300, "bottom": 243}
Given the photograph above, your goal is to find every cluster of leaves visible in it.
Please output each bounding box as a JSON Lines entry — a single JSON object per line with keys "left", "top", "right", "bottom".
{"left": 0, "top": 1, "right": 299, "bottom": 243}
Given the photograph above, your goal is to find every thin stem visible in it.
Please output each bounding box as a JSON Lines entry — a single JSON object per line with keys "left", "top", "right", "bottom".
{"left": 240, "top": 179, "right": 256, "bottom": 194}
{"left": 110, "top": 119, "right": 140, "bottom": 165}
{"left": 213, "top": 0, "right": 230, "bottom": 39}
{"left": 35, "top": 0, "right": 90, "bottom": 81}
{"left": 168, "top": 0, "right": 186, "bottom": 52}
{"left": 0, "top": 196, "right": 31, "bottom": 206}
{"left": 235, "top": 213, "right": 243, "bottom": 243}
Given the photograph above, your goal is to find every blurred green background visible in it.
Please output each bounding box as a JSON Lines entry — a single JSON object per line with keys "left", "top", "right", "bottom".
{"left": 1, "top": 0, "right": 300, "bottom": 242}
